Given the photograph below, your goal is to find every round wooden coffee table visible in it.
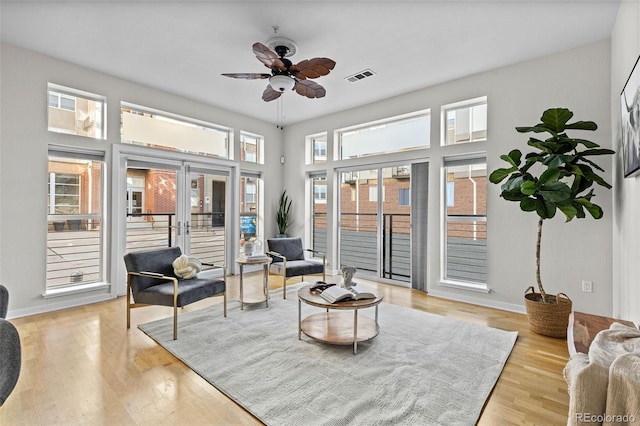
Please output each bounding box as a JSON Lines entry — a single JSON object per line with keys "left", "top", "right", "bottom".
{"left": 297, "top": 284, "right": 383, "bottom": 354}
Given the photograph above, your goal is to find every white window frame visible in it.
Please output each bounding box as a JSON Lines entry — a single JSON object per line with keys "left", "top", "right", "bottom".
{"left": 47, "top": 83, "right": 107, "bottom": 139}
{"left": 441, "top": 96, "right": 487, "bottom": 146}
{"left": 440, "top": 156, "right": 488, "bottom": 293}
{"left": 46, "top": 149, "right": 108, "bottom": 297}
{"left": 336, "top": 110, "right": 430, "bottom": 160}
{"left": 240, "top": 131, "right": 263, "bottom": 164}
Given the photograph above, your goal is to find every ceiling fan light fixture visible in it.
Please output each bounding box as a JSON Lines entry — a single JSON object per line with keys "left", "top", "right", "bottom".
{"left": 269, "top": 75, "right": 295, "bottom": 92}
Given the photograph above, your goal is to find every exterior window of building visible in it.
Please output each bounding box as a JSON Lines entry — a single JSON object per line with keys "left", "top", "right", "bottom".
{"left": 337, "top": 111, "right": 430, "bottom": 160}
{"left": 47, "top": 152, "right": 105, "bottom": 291}
{"left": 443, "top": 160, "right": 487, "bottom": 289}
{"left": 240, "top": 132, "right": 262, "bottom": 164}
{"left": 240, "top": 175, "right": 260, "bottom": 239}
{"left": 398, "top": 188, "right": 410, "bottom": 206}
{"left": 121, "top": 103, "right": 230, "bottom": 159}
{"left": 48, "top": 83, "right": 106, "bottom": 139}
{"left": 442, "top": 97, "right": 487, "bottom": 146}
{"left": 314, "top": 182, "right": 327, "bottom": 202}
{"left": 48, "top": 173, "right": 80, "bottom": 214}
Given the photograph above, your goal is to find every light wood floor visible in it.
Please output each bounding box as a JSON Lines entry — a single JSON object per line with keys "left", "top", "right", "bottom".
{"left": 0, "top": 273, "right": 570, "bottom": 425}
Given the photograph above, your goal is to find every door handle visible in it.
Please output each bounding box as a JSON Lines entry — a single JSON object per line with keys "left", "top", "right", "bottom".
{"left": 186, "top": 221, "right": 191, "bottom": 236}
{"left": 176, "top": 221, "right": 181, "bottom": 236}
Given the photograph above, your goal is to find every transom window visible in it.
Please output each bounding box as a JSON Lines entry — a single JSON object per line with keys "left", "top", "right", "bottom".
{"left": 47, "top": 83, "right": 106, "bottom": 139}
{"left": 121, "top": 104, "right": 230, "bottom": 159}
{"left": 442, "top": 97, "right": 487, "bottom": 146}
{"left": 337, "top": 111, "right": 430, "bottom": 160}
{"left": 240, "top": 132, "right": 263, "bottom": 164}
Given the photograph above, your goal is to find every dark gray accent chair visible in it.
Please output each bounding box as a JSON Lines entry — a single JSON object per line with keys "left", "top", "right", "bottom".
{"left": 0, "top": 284, "right": 21, "bottom": 406}
{"left": 124, "top": 247, "right": 227, "bottom": 340}
{"left": 0, "top": 284, "right": 8, "bottom": 319}
{"left": 266, "top": 237, "right": 326, "bottom": 299}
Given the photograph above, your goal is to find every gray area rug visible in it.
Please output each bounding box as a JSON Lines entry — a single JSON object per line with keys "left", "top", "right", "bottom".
{"left": 139, "top": 285, "right": 517, "bottom": 425}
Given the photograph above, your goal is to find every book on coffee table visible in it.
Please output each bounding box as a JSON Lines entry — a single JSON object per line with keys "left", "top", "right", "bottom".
{"left": 320, "top": 285, "right": 375, "bottom": 303}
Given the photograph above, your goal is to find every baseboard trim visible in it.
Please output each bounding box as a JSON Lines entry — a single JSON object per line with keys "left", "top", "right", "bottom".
{"left": 427, "top": 288, "right": 527, "bottom": 315}
{"left": 7, "top": 292, "right": 115, "bottom": 320}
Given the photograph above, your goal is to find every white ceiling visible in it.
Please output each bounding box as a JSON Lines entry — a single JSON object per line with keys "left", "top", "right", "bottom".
{"left": 0, "top": 0, "right": 621, "bottom": 125}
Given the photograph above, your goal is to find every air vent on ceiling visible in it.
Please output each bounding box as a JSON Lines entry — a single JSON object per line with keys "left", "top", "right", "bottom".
{"left": 345, "top": 69, "right": 376, "bottom": 83}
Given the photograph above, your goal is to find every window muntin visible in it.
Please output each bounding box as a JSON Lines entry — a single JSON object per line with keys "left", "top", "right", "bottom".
{"left": 121, "top": 105, "right": 230, "bottom": 159}
{"left": 442, "top": 98, "right": 487, "bottom": 146}
{"left": 338, "top": 111, "right": 430, "bottom": 160}
{"left": 443, "top": 161, "right": 487, "bottom": 287}
{"left": 47, "top": 84, "right": 106, "bottom": 139}
{"left": 47, "top": 154, "right": 104, "bottom": 290}
{"left": 240, "top": 132, "right": 262, "bottom": 164}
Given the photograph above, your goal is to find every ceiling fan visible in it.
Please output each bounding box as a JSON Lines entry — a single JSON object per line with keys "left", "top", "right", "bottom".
{"left": 222, "top": 38, "right": 336, "bottom": 102}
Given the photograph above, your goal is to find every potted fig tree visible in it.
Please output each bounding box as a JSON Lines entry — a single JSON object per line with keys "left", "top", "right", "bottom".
{"left": 489, "top": 108, "right": 615, "bottom": 338}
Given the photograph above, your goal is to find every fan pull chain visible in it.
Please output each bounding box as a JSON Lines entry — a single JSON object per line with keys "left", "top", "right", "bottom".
{"left": 276, "top": 96, "right": 285, "bottom": 130}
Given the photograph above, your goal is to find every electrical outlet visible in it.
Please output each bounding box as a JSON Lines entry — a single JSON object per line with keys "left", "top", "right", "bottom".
{"left": 581, "top": 280, "right": 593, "bottom": 293}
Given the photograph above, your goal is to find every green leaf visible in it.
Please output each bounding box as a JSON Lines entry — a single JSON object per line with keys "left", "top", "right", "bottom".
{"left": 557, "top": 203, "right": 578, "bottom": 222}
{"left": 520, "top": 198, "right": 536, "bottom": 211}
{"left": 538, "top": 182, "right": 572, "bottom": 203}
{"left": 535, "top": 198, "right": 556, "bottom": 219}
{"left": 541, "top": 108, "right": 573, "bottom": 133}
{"left": 573, "top": 138, "right": 600, "bottom": 148}
{"left": 578, "top": 148, "right": 616, "bottom": 157}
{"left": 575, "top": 198, "right": 604, "bottom": 219}
{"left": 489, "top": 168, "right": 515, "bottom": 184}
{"left": 501, "top": 188, "right": 528, "bottom": 201}
{"left": 538, "top": 167, "right": 561, "bottom": 185}
{"left": 564, "top": 120, "right": 598, "bottom": 131}
{"left": 516, "top": 125, "right": 554, "bottom": 134}
{"left": 520, "top": 180, "right": 536, "bottom": 195}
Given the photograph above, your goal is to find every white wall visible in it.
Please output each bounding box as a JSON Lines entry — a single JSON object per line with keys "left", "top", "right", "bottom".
{"left": 284, "top": 40, "right": 614, "bottom": 315}
{"left": 612, "top": 0, "right": 640, "bottom": 325}
{"left": 0, "top": 43, "right": 284, "bottom": 317}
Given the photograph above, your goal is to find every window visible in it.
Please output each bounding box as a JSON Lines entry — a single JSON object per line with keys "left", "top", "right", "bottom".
{"left": 314, "top": 183, "right": 327, "bottom": 202}
{"left": 442, "top": 97, "right": 487, "bottom": 145}
{"left": 306, "top": 133, "right": 328, "bottom": 164}
{"left": 48, "top": 84, "right": 106, "bottom": 139}
{"left": 240, "top": 175, "right": 260, "bottom": 239}
{"left": 310, "top": 175, "right": 327, "bottom": 255}
{"left": 442, "top": 159, "right": 487, "bottom": 289}
{"left": 48, "top": 173, "right": 80, "bottom": 214}
{"left": 398, "top": 188, "right": 410, "bottom": 206}
{"left": 121, "top": 104, "right": 230, "bottom": 159}
{"left": 240, "top": 132, "right": 262, "bottom": 164}
{"left": 47, "top": 151, "right": 105, "bottom": 291}
{"left": 337, "top": 111, "right": 430, "bottom": 160}
{"left": 245, "top": 182, "right": 256, "bottom": 203}
{"left": 369, "top": 186, "right": 377, "bottom": 202}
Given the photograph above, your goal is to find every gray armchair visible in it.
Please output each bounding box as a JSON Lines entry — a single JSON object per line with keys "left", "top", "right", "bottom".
{"left": 124, "top": 247, "right": 227, "bottom": 340}
{"left": 0, "top": 284, "right": 21, "bottom": 406}
{"left": 266, "top": 237, "right": 326, "bottom": 299}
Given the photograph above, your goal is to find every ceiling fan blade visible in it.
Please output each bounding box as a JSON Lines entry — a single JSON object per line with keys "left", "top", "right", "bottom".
{"left": 252, "top": 42, "right": 286, "bottom": 71}
{"left": 291, "top": 58, "right": 336, "bottom": 79}
{"left": 222, "top": 73, "right": 271, "bottom": 80}
{"left": 294, "top": 79, "right": 326, "bottom": 99}
{"left": 262, "top": 85, "right": 283, "bottom": 102}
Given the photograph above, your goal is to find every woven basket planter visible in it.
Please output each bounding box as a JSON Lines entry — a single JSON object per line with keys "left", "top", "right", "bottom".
{"left": 524, "top": 286, "right": 572, "bottom": 338}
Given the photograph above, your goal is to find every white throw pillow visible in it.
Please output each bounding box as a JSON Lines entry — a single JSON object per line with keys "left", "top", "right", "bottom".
{"left": 172, "top": 255, "right": 202, "bottom": 279}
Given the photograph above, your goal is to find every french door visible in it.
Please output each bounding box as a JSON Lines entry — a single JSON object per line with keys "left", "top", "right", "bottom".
{"left": 123, "top": 156, "right": 230, "bottom": 270}
{"left": 338, "top": 164, "right": 412, "bottom": 285}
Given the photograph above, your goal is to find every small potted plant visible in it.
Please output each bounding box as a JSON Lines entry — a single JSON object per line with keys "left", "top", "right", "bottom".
{"left": 276, "top": 190, "right": 293, "bottom": 237}
{"left": 489, "top": 108, "right": 615, "bottom": 338}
